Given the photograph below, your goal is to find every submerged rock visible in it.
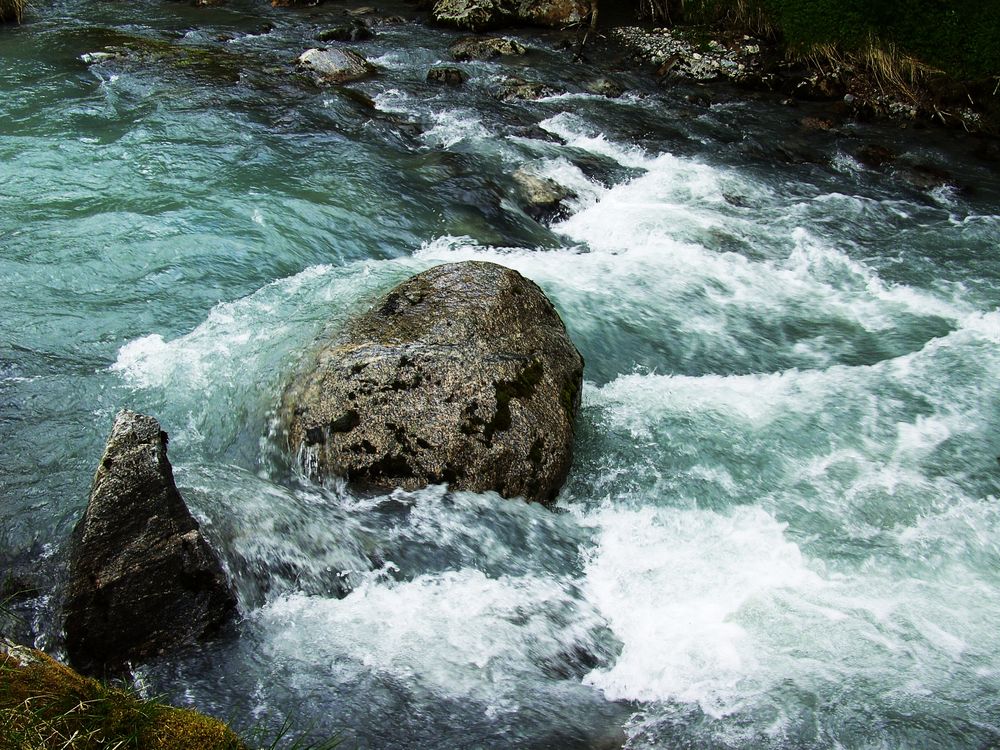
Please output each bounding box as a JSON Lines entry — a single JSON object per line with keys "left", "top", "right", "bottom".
{"left": 513, "top": 166, "right": 576, "bottom": 221}
{"left": 449, "top": 35, "right": 526, "bottom": 61}
{"left": 427, "top": 65, "right": 467, "bottom": 85}
{"left": 856, "top": 143, "right": 898, "bottom": 168}
{"left": 585, "top": 77, "right": 625, "bottom": 98}
{"left": 296, "top": 47, "right": 373, "bottom": 85}
{"left": 64, "top": 411, "right": 236, "bottom": 675}
{"left": 283, "top": 261, "right": 584, "bottom": 504}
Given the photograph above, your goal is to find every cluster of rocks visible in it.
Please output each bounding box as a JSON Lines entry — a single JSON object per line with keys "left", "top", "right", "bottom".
{"left": 609, "top": 26, "right": 768, "bottom": 84}
{"left": 56, "top": 259, "right": 583, "bottom": 675}
{"left": 606, "top": 24, "right": 989, "bottom": 131}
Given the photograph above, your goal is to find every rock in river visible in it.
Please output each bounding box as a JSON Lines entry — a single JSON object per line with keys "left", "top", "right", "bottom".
{"left": 427, "top": 66, "right": 467, "bottom": 85}
{"left": 449, "top": 35, "right": 526, "bottom": 61}
{"left": 296, "top": 47, "right": 373, "bottom": 85}
{"left": 283, "top": 261, "right": 584, "bottom": 504}
{"left": 513, "top": 166, "right": 576, "bottom": 221}
{"left": 64, "top": 411, "right": 236, "bottom": 675}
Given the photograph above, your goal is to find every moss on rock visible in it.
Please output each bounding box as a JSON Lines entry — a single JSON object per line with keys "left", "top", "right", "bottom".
{"left": 0, "top": 639, "right": 244, "bottom": 750}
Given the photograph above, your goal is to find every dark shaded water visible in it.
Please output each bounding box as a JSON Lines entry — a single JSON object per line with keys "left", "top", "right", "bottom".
{"left": 2, "top": 1, "right": 1000, "bottom": 747}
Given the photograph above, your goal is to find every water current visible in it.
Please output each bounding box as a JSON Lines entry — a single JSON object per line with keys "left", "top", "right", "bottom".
{"left": 2, "top": 0, "right": 1000, "bottom": 747}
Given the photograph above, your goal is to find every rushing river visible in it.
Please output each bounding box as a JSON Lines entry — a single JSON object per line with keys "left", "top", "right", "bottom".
{"left": 3, "top": 0, "right": 1000, "bottom": 747}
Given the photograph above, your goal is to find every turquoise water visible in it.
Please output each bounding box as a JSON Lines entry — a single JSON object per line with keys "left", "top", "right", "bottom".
{"left": 3, "top": 1, "right": 1000, "bottom": 747}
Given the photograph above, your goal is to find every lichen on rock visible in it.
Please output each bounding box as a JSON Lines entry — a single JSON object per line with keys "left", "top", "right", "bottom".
{"left": 282, "top": 261, "right": 584, "bottom": 505}
{"left": 0, "top": 639, "right": 244, "bottom": 750}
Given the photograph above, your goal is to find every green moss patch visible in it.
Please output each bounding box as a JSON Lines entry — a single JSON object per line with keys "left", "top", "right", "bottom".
{"left": 0, "top": 643, "right": 244, "bottom": 750}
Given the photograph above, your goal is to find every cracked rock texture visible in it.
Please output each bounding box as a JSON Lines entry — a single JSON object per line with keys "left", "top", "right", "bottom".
{"left": 64, "top": 411, "right": 236, "bottom": 675}
{"left": 283, "top": 261, "right": 584, "bottom": 504}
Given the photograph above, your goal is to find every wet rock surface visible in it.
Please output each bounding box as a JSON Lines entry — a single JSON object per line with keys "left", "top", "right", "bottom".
{"left": 513, "top": 166, "right": 576, "bottom": 220}
{"left": 283, "top": 261, "right": 584, "bottom": 504}
{"left": 449, "top": 35, "right": 527, "bottom": 61}
{"left": 316, "top": 19, "right": 374, "bottom": 42}
{"left": 63, "top": 411, "right": 236, "bottom": 675}
{"left": 296, "top": 47, "right": 373, "bottom": 85}
{"left": 427, "top": 65, "right": 467, "bottom": 85}
{"left": 493, "top": 75, "right": 559, "bottom": 101}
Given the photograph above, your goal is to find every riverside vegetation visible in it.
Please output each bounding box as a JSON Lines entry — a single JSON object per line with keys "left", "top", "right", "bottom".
{"left": 0, "top": 0, "right": 24, "bottom": 24}
{"left": 634, "top": 0, "right": 1000, "bottom": 130}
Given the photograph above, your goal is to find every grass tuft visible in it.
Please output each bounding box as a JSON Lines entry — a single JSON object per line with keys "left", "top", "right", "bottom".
{"left": 242, "top": 716, "right": 343, "bottom": 750}
{"left": 0, "top": 0, "right": 25, "bottom": 24}
{"left": 0, "top": 643, "right": 245, "bottom": 750}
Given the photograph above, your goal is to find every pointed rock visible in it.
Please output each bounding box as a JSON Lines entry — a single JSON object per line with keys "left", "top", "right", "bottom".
{"left": 64, "top": 411, "right": 236, "bottom": 675}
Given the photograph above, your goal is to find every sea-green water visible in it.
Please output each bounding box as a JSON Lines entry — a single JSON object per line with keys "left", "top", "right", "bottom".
{"left": 2, "top": 1, "right": 1000, "bottom": 747}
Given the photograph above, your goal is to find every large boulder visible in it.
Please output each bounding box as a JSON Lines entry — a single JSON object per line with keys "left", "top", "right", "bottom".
{"left": 493, "top": 75, "right": 560, "bottom": 101}
{"left": 64, "top": 411, "right": 236, "bottom": 675}
{"left": 431, "top": 0, "right": 591, "bottom": 29}
{"left": 282, "top": 261, "right": 584, "bottom": 504}
{"left": 296, "top": 47, "right": 373, "bottom": 85}
{"left": 432, "top": 0, "right": 510, "bottom": 30}
{"left": 513, "top": 0, "right": 591, "bottom": 27}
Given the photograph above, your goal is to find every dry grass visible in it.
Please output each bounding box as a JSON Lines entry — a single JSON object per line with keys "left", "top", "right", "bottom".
{"left": 0, "top": 0, "right": 26, "bottom": 24}
{"left": 798, "top": 36, "right": 942, "bottom": 105}
{"left": 638, "top": 0, "right": 776, "bottom": 37}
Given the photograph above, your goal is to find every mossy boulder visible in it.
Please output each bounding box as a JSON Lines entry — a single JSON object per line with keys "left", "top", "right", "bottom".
{"left": 0, "top": 639, "right": 244, "bottom": 749}
{"left": 282, "top": 261, "right": 584, "bottom": 504}
{"left": 512, "top": 166, "right": 576, "bottom": 221}
{"left": 433, "top": 0, "right": 509, "bottom": 30}
{"left": 64, "top": 411, "right": 236, "bottom": 676}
